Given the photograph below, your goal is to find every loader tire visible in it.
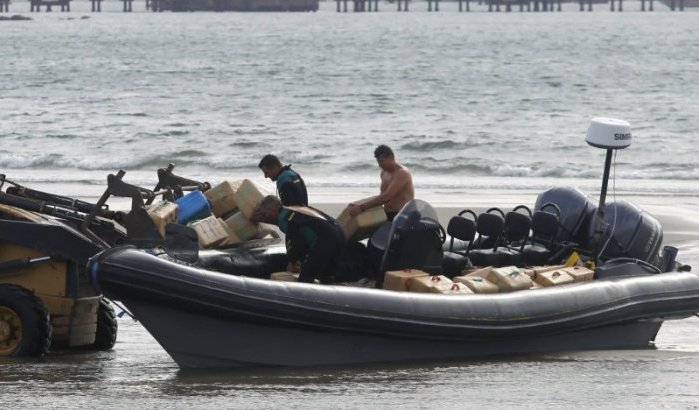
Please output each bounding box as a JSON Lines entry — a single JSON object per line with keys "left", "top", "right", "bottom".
{"left": 0, "top": 285, "right": 52, "bottom": 357}
{"left": 91, "top": 298, "right": 118, "bottom": 350}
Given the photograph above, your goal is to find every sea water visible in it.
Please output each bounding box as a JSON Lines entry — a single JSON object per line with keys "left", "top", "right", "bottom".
{"left": 1, "top": 3, "right": 699, "bottom": 408}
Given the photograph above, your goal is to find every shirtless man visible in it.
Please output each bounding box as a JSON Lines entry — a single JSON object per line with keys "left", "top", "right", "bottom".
{"left": 348, "top": 144, "right": 414, "bottom": 222}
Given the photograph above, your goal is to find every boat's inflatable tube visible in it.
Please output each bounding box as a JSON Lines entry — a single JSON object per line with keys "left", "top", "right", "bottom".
{"left": 91, "top": 246, "right": 699, "bottom": 340}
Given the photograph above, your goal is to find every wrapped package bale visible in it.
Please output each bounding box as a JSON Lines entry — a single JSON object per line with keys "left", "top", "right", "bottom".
{"left": 453, "top": 275, "right": 500, "bottom": 294}
{"left": 258, "top": 223, "right": 282, "bottom": 239}
{"left": 189, "top": 216, "right": 230, "bottom": 248}
{"left": 233, "top": 179, "right": 271, "bottom": 220}
{"left": 487, "top": 266, "right": 533, "bottom": 292}
{"left": 218, "top": 230, "right": 241, "bottom": 247}
{"left": 408, "top": 275, "right": 455, "bottom": 294}
{"left": 522, "top": 265, "right": 567, "bottom": 281}
{"left": 438, "top": 282, "right": 474, "bottom": 295}
{"left": 463, "top": 266, "right": 494, "bottom": 279}
{"left": 336, "top": 197, "right": 387, "bottom": 242}
{"left": 224, "top": 211, "right": 261, "bottom": 242}
{"left": 530, "top": 281, "right": 543, "bottom": 290}
{"left": 175, "top": 190, "right": 212, "bottom": 224}
{"left": 205, "top": 180, "right": 243, "bottom": 217}
{"left": 535, "top": 269, "right": 575, "bottom": 287}
{"left": 270, "top": 272, "right": 318, "bottom": 284}
{"left": 146, "top": 200, "right": 179, "bottom": 238}
{"left": 533, "top": 265, "right": 566, "bottom": 274}
{"left": 383, "top": 269, "right": 430, "bottom": 292}
{"left": 521, "top": 268, "right": 537, "bottom": 279}
{"left": 563, "top": 266, "right": 595, "bottom": 282}
{"left": 270, "top": 271, "right": 299, "bottom": 282}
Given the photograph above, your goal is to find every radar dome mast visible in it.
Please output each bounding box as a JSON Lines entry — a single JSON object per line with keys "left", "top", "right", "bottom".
{"left": 585, "top": 117, "right": 633, "bottom": 257}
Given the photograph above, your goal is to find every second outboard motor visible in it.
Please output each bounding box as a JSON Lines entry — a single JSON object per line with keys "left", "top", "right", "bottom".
{"left": 598, "top": 200, "right": 663, "bottom": 265}
{"left": 377, "top": 200, "right": 444, "bottom": 286}
{"left": 535, "top": 186, "right": 597, "bottom": 244}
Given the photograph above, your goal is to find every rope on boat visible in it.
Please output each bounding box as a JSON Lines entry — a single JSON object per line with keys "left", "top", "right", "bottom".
{"left": 108, "top": 298, "right": 138, "bottom": 322}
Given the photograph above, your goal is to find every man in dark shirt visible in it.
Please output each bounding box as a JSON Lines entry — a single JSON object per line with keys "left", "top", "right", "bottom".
{"left": 252, "top": 195, "right": 344, "bottom": 284}
{"left": 258, "top": 154, "right": 308, "bottom": 206}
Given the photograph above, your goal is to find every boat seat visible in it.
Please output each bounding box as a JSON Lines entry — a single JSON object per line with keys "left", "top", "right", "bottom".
{"left": 501, "top": 205, "right": 533, "bottom": 266}
{"left": 521, "top": 204, "right": 562, "bottom": 266}
{"left": 442, "top": 209, "right": 475, "bottom": 253}
{"left": 442, "top": 213, "right": 477, "bottom": 277}
{"left": 469, "top": 208, "right": 518, "bottom": 267}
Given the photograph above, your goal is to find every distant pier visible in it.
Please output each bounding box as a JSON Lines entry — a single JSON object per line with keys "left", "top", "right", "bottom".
{"left": 0, "top": 0, "right": 694, "bottom": 12}
{"left": 336, "top": 0, "right": 690, "bottom": 11}
{"left": 29, "top": 0, "right": 71, "bottom": 11}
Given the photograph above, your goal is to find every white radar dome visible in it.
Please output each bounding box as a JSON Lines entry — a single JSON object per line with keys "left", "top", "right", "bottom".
{"left": 585, "top": 117, "right": 632, "bottom": 149}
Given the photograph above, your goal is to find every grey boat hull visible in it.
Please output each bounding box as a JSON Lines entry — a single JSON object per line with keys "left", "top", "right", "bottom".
{"left": 90, "top": 247, "right": 699, "bottom": 369}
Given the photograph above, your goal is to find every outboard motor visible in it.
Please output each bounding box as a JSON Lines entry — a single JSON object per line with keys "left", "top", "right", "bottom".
{"left": 373, "top": 200, "right": 444, "bottom": 286}
{"left": 534, "top": 186, "right": 597, "bottom": 244}
{"left": 597, "top": 200, "right": 663, "bottom": 265}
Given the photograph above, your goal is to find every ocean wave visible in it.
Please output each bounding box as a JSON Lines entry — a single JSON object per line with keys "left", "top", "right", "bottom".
{"left": 400, "top": 139, "right": 464, "bottom": 151}
{"left": 228, "top": 140, "right": 266, "bottom": 148}
{"left": 161, "top": 130, "right": 190, "bottom": 137}
{"left": 43, "top": 134, "right": 79, "bottom": 140}
{"left": 111, "top": 112, "right": 149, "bottom": 117}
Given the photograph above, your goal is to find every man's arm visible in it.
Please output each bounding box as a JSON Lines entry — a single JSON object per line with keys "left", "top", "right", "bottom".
{"left": 350, "top": 169, "right": 409, "bottom": 214}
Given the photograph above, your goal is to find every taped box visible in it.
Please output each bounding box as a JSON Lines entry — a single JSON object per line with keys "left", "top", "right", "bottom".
{"left": 535, "top": 269, "right": 575, "bottom": 287}
{"left": 224, "top": 211, "right": 261, "bottom": 242}
{"left": 205, "top": 180, "right": 243, "bottom": 217}
{"left": 453, "top": 276, "right": 500, "bottom": 294}
{"left": 462, "top": 266, "right": 494, "bottom": 279}
{"left": 218, "top": 230, "right": 241, "bottom": 247}
{"left": 270, "top": 271, "right": 299, "bottom": 282}
{"left": 146, "top": 200, "right": 179, "bottom": 238}
{"left": 563, "top": 266, "right": 595, "bottom": 282}
{"left": 487, "top": 266, "right": 533, "bottom": 292}
{"left": 438, "top": 282, "right": 474, "bottom": 295}
{"left": 383, "top": 269, "right": 429, "bottom": 292}
{"left": 189, "top": 216, "right": 230, "bottom": 248}
{"left": 408, "top": 275, "right": 455, "bottom": 294}
{"left": 233, "top": 179, "right": 271, "bottom": 220}
{"left": 336, "top": 197, "right": 387, "bottom": 242}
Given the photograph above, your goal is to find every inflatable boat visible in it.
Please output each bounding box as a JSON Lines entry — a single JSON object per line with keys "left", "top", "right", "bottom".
{"left": 87, "top": 119, "right": 699, "bottom": 369}
{"left": 88, "top": 193, "right": 699, "bottom": 369}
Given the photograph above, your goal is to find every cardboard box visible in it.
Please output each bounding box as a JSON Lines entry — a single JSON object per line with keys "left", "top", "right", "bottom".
{"left": 270, "top": 271, "right": 299, "bottom": 282}
{"left": 453, "top": 276, "right": 500, "bottom": 294}
{"left": 408, "top": 275, "right": 455, "bottom": 293}
{"left": 218, "top": 230, "right": 241, "bottom": 247}
{"left": 270, "top": 271, "right": 319, "bottom": 284}
{"left": 437, "top": 282, "right": 474, "bottom": 295}
{"left": 562, "top": 266, "right": 595, "bottom": 282}
{"left": 535, "top": 269, "right": 575, "bottom": 287}
{"left": 337, "top": 197, "right": 387, "bottom": 242}
{"left": 463, "top": 266, "right": 494, "bottom": 279}
{"left": 224, "top": 211, "right": 261, "bottom": 242}
{"left": 189, "top": 216, "right": 230, "bottom": 248}
{"left": 383, "top": 269, "right": 430, "bottom": 292}
{"left": 233, "top": 179, "right": 271, "bottom": 220}
{"left": 487, "top": 266, "right": 533, "bottom": 292}
{"left": 146, "top": 200, "right": 179, "bottom": 238}
{"left": 205, "top": 180, "right": 243, "bottom": 217}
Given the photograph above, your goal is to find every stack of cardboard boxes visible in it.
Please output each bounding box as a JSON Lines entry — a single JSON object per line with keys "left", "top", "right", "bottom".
{"left": 145, "top": 178, "right": 274, "bottom": 249}
{"left": 383, "top": 264, "right": 594, "bottom": 295}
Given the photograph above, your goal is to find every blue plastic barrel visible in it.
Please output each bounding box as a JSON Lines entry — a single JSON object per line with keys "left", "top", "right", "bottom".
{"left": 175, "top": 190, "right": 212, "bottom": 224}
